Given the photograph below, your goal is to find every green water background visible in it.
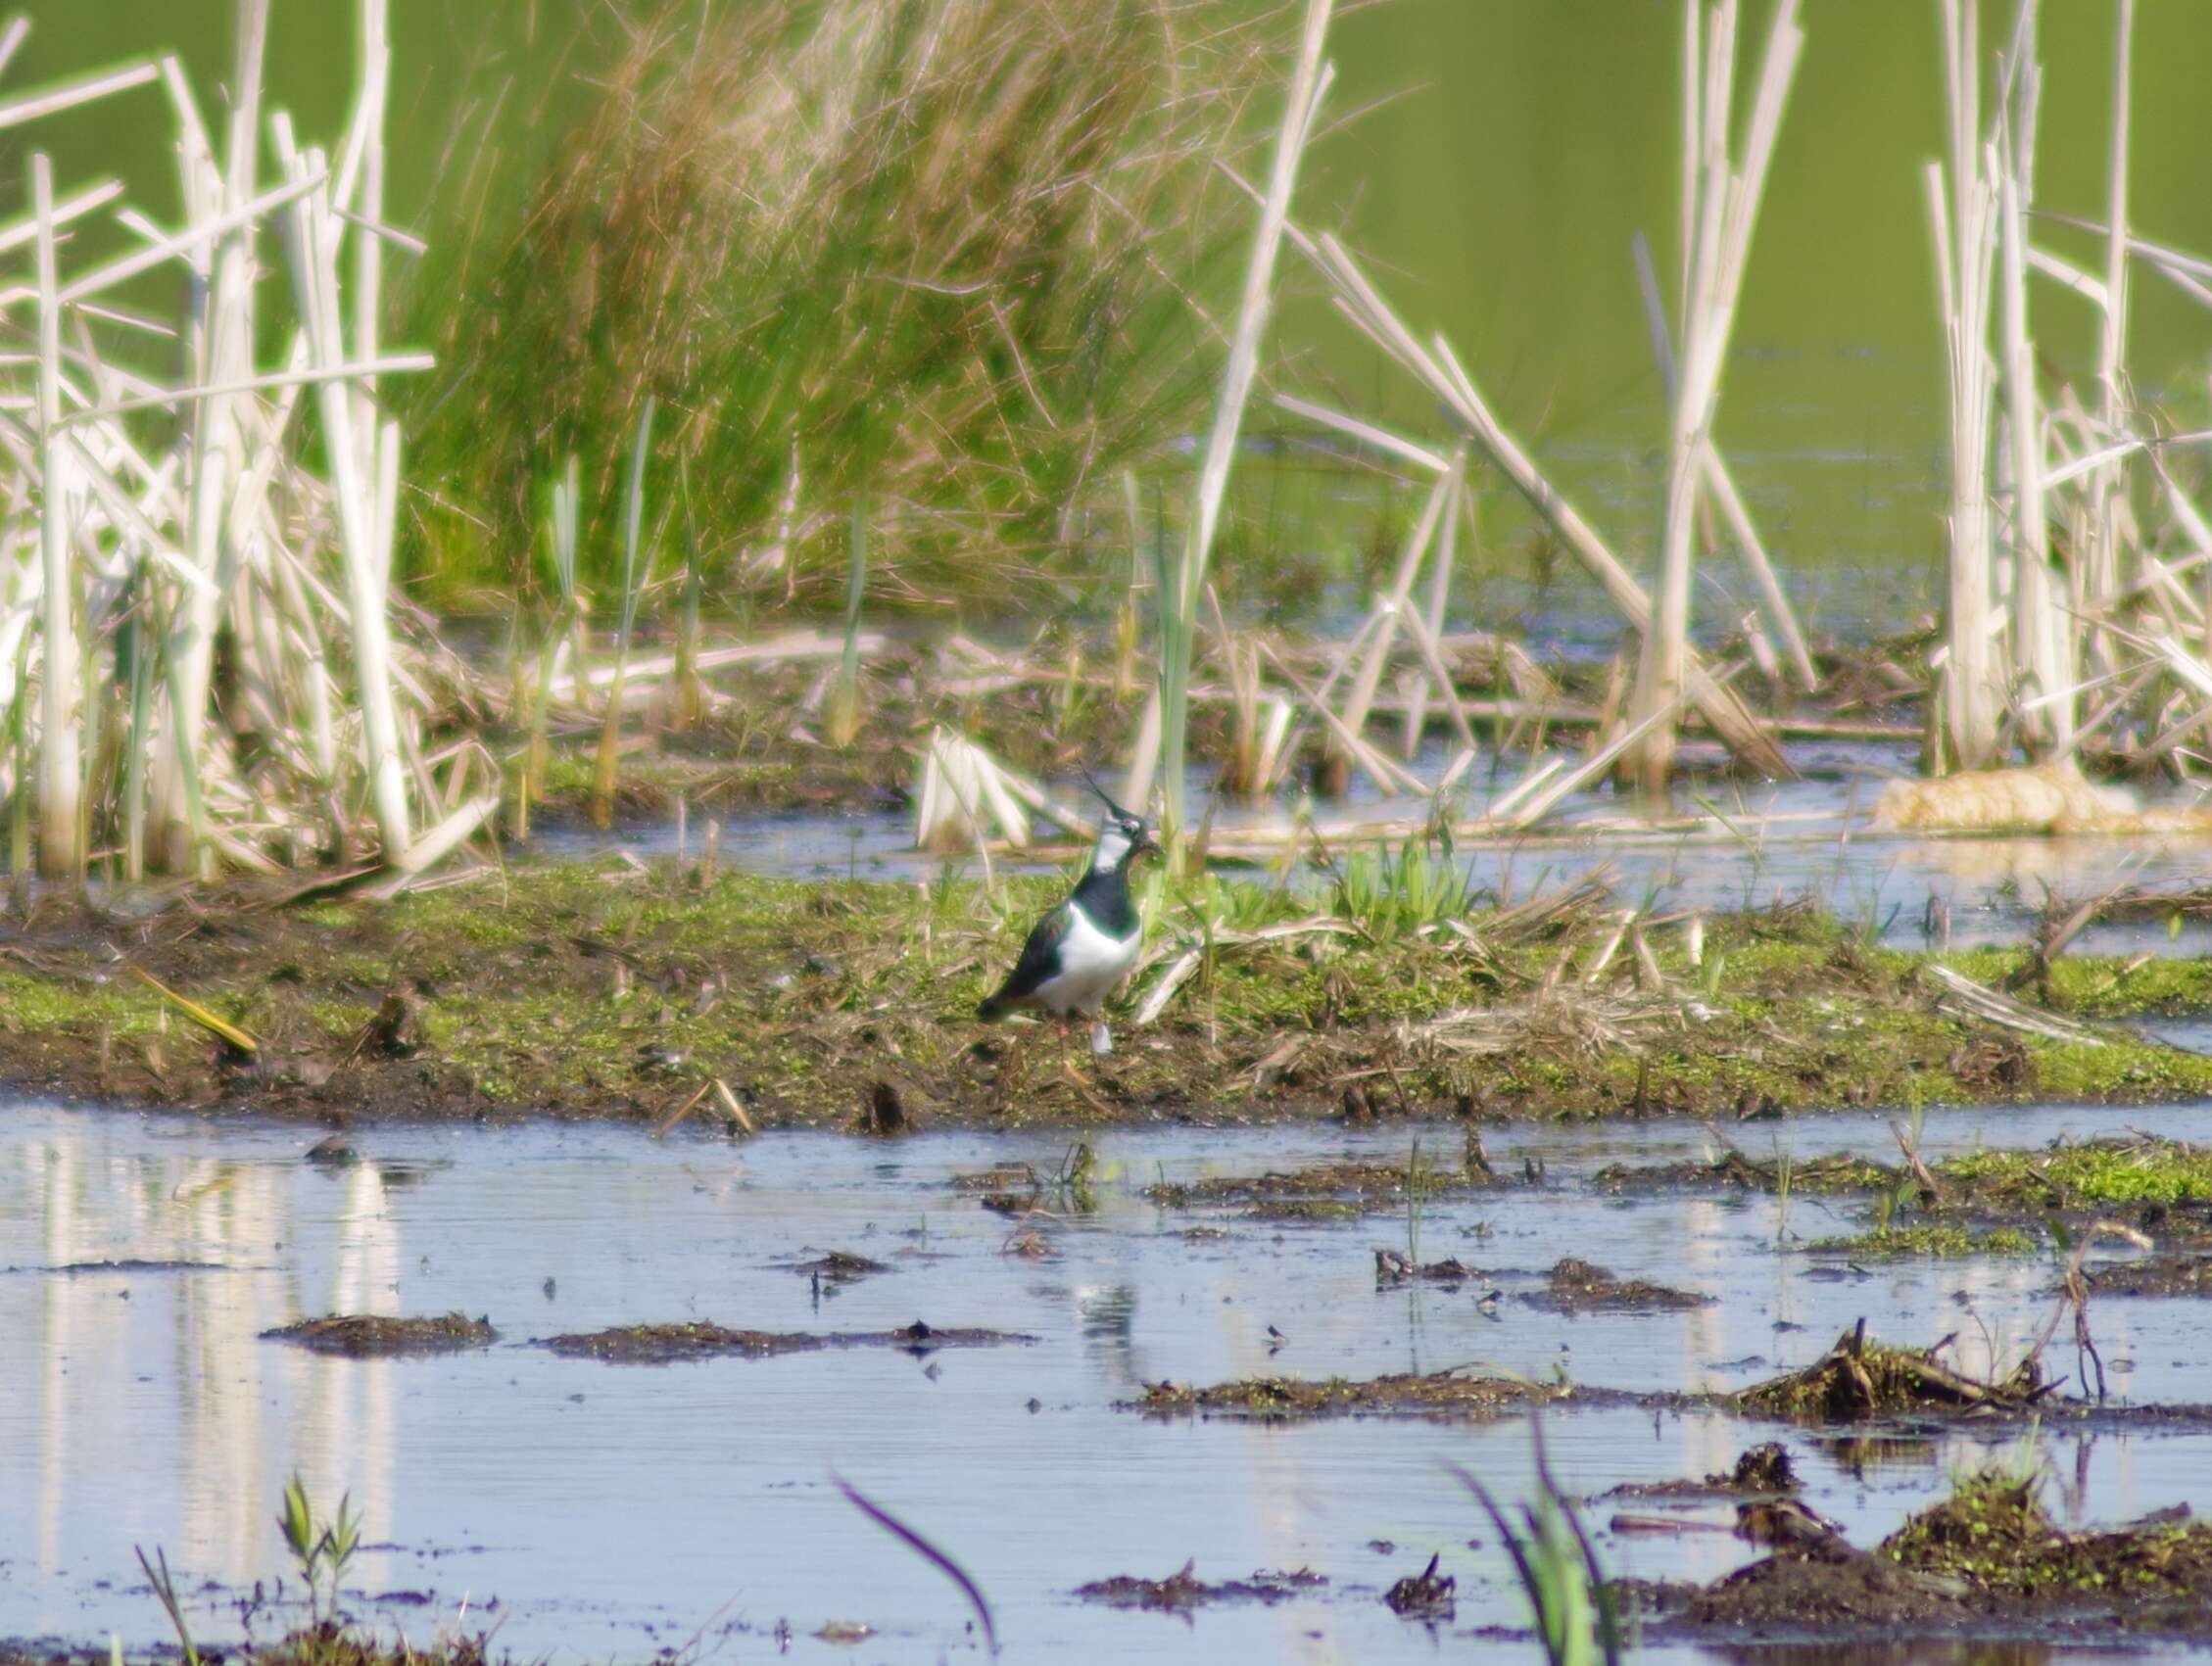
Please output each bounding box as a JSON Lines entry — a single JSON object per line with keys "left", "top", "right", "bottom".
{"left": 11, "top": 0, "right": 2212, "bottom": 639}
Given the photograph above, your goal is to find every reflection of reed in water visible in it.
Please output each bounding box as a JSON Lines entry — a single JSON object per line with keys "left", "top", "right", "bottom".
{"left": 35, "top": 1135, "right": 81, "bottom": 1595}
{"left": 15, "top": 1134, "right": 403, "bottom": 1602}
{"left": 174, "top": 1153, "right": 282, "bottom": 1584}
{"left": 297, "top": 1164, "right": 401, "bottom": 1560}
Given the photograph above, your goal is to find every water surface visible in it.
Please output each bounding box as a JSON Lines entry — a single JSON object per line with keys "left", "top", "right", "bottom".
{"left": 9, "top": 1099, "right": 2212, "bottom": 1662}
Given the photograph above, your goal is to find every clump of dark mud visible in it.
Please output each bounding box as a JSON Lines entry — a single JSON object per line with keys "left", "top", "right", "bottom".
{"left": 1147, "top": 1148, "right": 1501, "bottom": 1220}
{"left": 1593, "top": 1151, "right": 1893, "bottom": 1196}
{"left": 2081, "top": 1255, "right": 2212, "bottom": 1297}
{"left": 1075, "top": 1560, "right": 1324, "bottom": 1612}
{"left": 8, "top": 1258, "right": 231, "bottom": 1275}
{"left": 1736, "top": 1323, "right": 2044, "bottom": 1421}
{"left": 1672, "top": 1542, "right": 1970, "bottom": 1631}
{"left": 1646, "top": 1474, "right": 2212, "bottom": 1641}
{"left": 787, "top": 1250, "right": 891, "bottom": 1284}
{"left": 952, "top": 1164, "right": 1040, "bottom": 1191}
{"left": 1522, "top": 1256, "right": 1710, "bottom": 1314}
{"left": 1382, "top": 1552, "right": 1456, "bottom": 1620}
{"left": 1125, "top": 1369, "right": 1566, "bottom": 1423}
{"left": 540, "top": 1317, "right": 1034, "bottom": 1363}
{"left": 1883, "top": 1475, "right": 2212, "bottom": 1606}
{"left": 1607, "top": 1444, "right": 1800, "bottom": 1500}
{"left": 262, "top": 1312, "right": 498, "bottom": 1357}
{"left": 1373, "top": 1247, "right": 1484, "bottom": 1286}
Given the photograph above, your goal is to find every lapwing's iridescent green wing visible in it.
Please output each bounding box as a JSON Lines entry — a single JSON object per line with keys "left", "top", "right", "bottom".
{"left": 992, "top": 901, "right": 1075, "bottom": 1005}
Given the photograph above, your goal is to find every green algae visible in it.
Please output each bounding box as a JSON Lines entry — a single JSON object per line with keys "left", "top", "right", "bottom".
{"left": 1939, "top": 1141, "right": 2212, "bottom": 1206}
{"left": 1804, "top": 1224, "right": 2041, "bottom": 1260}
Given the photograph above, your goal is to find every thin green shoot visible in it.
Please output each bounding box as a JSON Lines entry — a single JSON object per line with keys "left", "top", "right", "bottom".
{"left": 1408, "top": 1135, "right": 1424, "bottom": 1269}
{"left": 827, "top": 482, "right": 868, "bottom": 748}
{"left": 152, "top": 593, "right": 211, "bottom": 881}
{"left": 121, "top": 594, "right": 152, "bottom": 881}
{"left": 133, "top": 1547, "right": 199, "bottom": 1666}
{"left": 673, "top": 453, "right": 705, "bottom": 732}
{"left": 1451, "top": 1422, "right": 1625, "bottom": 1666}
{"left": 592, "top": 401, "right": 657, "bottom": 830}
{"left": 1773, "top": 1141, "right": 1793, "bottom": 1248}
{"left": 834, "top": 1475, "right": 997, "bottom": 1656}
{"left": 1116, "top": 468, "right": 1144, "bottom": 695}
{"left": 276, "top": 1471, "right": 362, "bottom": 1626}
{"left": 7, "top": 637, "right": 29, "bottom": 908}
{"left": 520, "top": 452, "right": 583, "bottom": 837}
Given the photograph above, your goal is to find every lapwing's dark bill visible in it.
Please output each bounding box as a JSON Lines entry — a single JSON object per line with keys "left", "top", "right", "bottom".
{"left": 978, "top": 778, "right": 1159, "bottom": 1059}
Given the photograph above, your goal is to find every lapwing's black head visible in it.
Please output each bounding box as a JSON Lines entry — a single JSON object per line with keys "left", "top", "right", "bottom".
{"left": 1082, "top": 773, "right": 1159, "bottom": 873}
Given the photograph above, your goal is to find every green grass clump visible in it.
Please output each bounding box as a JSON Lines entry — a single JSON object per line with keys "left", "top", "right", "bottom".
{"left": 404, "top": 0, "right": 1276, "bottom": 609}
{"left": 1330, "top": 838, "right": 1479, "bottom": 939}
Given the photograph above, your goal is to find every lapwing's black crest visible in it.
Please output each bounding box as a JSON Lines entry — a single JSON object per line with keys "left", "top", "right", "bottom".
{"left": 977, "top": 777, "right": 1159, "bottom": 1035}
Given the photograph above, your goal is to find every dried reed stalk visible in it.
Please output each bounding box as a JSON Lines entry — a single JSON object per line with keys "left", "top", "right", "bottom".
{"left": 1625, "top": 0, "right": 1803, "bottom": 794}
{"left": 1927, "top": 0, "right": 2005, "bottom": 772}
{"left": 1277, "top": 209, "right": 1790, "bottom": 780}
{"left": 1152, "top": 0, "right": 1332, "bottom": 856}
{"left": 1993, "top": 0, "right": 2070, "bottom": 753}
{"left": 0, "top": 0, "right": 438, "bottom": 881}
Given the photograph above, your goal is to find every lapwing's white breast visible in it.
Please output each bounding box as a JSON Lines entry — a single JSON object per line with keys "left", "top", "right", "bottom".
{"left": 1031, "top": 901, "right": 1141, "bottom": 1017}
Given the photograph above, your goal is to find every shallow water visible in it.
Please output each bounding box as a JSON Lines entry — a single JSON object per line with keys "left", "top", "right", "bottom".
{"left": 533, "top": 738, "right": 2212, "bottom": 958}
{"left": 7, "top": 1099, "right": 2212, "bottom": 1662}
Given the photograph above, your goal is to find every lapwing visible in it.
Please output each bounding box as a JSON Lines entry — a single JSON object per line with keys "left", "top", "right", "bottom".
{"left": 978, "top": 778, "right": 1158, "bottom": 1060}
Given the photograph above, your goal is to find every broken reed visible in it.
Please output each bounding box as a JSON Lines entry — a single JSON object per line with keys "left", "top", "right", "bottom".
{"left": 1145, "top": 0, "right": 1332, "bottom": 860}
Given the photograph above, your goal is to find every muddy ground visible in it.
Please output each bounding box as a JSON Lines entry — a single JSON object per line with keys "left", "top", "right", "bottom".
{"left": 6, "top": 863, "right": 2212, "bottom": 1132}
{"left": 261, "top": 1312, "right": 499, "bottom": 1357}
{"left": 1630, "top": 1469, "right": 2212, "bottom": 1644}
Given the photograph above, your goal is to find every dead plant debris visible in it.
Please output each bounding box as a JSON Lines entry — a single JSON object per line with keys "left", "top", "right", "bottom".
{"left": 1074, "top": 1560, "right": 1324, "bottom": 1612}
{"left": 1382, "top": 1552, "right": 1456, "bottom": 1621}
{"left": 538, "top": 1318, "right": 1035, "bottom": 1363}
{"left": 1735, "top": 1321, "right": 2044, "bottom": 1422}
{"left": 261, "top": 1312, "right": 498, "bottom": 1357}
{"left": 1521, "top": 1256, "right": 1712, "bottom": 1314}
{"left": 1124, "top": 1369, "right": 1566, "bottom": 1423}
